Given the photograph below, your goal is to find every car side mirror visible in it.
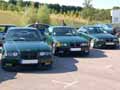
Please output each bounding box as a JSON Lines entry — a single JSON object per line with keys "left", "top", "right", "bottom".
{"left": 103, "top": 31, "right": 107, "bottom": 33}
{"left": 2, "top": 36, "right": 5, "bottom": 40}
{"left": 45, "top": 32, "right": 50, "bottom": 36}
{"left": 43, "top": 36, "right": 47, "bottom": 41}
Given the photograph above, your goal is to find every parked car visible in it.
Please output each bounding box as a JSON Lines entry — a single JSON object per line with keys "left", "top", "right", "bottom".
{"left": 95, "top": 24, "right": 113, "bottom": 34}
{"left": 1, "top": 27, "right": 53, "bottom": 71}
{"left": 27, "top": 23, "right": 50, "bottom": 36}
{"left": 45, "top": 26, "right": 90, "bottom": 56}
{"left": 78, "top": 26, "right": 119, "bottom": 49}
{"left": 113, "top": 27, "right": 120, "bottom": 38}
{"left": 0, "top": 24, "right": 16, "bottom": 46}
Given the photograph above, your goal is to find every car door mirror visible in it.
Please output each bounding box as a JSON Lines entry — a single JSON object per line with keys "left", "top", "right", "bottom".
{"left": 103, "top": 31, "right": 107, "bottom": 33}
{"left": 43, "top": 36, "right": 46, "bottom": 41}
{"left": 2, "top": 36, "right": 5, "bottom": 40}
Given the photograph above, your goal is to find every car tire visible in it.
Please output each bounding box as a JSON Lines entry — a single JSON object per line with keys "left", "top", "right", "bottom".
{"left": 1, "top": 60, "right": 18, "bottom": 72}
{"left": 1, "top": 61, "right": 11, "bottom": 71}
{"left": 41, "top": 63, "right": 53, "bottom": 70}
{"left": 83, "top": 51, "right": 90, "bottom": 56}
{"left": 38, "top": 61, "right": 53, "bottom": 70}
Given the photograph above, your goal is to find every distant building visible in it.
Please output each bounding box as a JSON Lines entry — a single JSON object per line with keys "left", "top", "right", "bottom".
{"left": 111, "top": 9, "right": 120, "bottom": 24}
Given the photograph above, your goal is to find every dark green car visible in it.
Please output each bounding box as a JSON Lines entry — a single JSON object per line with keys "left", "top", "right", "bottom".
{"left": 1, "top": 27, "right": 53, "bottom": 71}
{"left": 45, "top": 26, "right": 90, "bottom": 56}
{"left": 78, "top": 26, "right": 119, "bottom": 48}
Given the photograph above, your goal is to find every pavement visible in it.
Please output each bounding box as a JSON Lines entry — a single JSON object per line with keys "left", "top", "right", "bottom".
{"left": 0, "top": 48, "right": 120, "bottom": 90}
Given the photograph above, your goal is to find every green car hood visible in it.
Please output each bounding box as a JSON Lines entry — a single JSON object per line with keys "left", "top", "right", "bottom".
{"left": 4, "top": 41, "right": 51, "bottom": 52}
{"left": 92, "top": 33, "right": 115, "bottom": 39}
{"left": 53, "top": 36, "right": 88, "bottom": 43}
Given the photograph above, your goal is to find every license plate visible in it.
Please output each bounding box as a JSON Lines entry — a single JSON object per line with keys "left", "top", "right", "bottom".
{"left": 21, "top": 60, "right": 38, "bottom": 64}
{"left": 106, "top": 42, "right": 114, "bottom": 45}
{"left": 70, "top": 48, "right": 81, "bottom": 51}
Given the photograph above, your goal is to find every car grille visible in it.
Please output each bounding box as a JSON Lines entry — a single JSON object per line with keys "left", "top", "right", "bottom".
{"left": 105, "top": 38, "right": 113, "bottom": 42}
{"left": 70, "top": 42, "right": 83, "bottom": 47}
{"left": 20, "top": 51, "right": 38, "bottom": 59}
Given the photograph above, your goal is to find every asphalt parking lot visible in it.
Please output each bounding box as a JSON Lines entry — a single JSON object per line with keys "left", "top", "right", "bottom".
{"left": 0, "top": 48, "right": 120, "bottom": 90}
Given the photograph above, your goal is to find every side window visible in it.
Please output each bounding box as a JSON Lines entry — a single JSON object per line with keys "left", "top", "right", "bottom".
{"left": 0, "top": 27, "right": 5, "bottom": 32}
{"left": 79, "top": 28, "right": 88, "bottom": 34}
{"left": 44, "top": 28, "right": 49, "bottom": 36}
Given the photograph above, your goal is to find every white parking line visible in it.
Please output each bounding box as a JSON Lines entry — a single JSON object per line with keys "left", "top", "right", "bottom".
{"left": 52, "top": 80, "right": 79, "bottom": 89}
{"left": 64, "top": 81, "right": 79, "bottom": 89}
{"left": 106, "top": 65, "right": 113, "bottom": 69}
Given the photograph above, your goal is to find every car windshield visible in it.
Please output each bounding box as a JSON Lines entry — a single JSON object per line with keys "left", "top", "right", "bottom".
{"left": 53, "top": 27, "right": 76, "bottom": 36}
{"left": 30, "top": 24, "right": 49, "bottom": 30}
{"left": 105, "top": 24, "right": 112, "bottom": 28}
{"left": 5, "top": 29, "right": 42, "bottom": 41}
{"left": 87, "top": 27, "right": 104, "bottom": 34}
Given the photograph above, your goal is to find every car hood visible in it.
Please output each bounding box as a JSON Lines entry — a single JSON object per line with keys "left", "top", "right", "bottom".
{"left": 4, "top": 41, "right": 51, "bottom": 52}
{"left": 104, "top": 28, "right": 113, "bottom": 33}
{"left": 92, "top": 33, "right": 115, "bottom": 39}
{"left": 53, "top": 36, "right": 88, "bottom": 43}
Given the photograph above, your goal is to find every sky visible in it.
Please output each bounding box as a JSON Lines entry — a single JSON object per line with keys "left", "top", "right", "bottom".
{"left": 8, "top": 0, "right": 120, "bottom": 9}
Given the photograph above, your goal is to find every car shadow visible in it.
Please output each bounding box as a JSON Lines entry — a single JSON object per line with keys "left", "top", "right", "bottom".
{"left": 55, "top": 49, "right": 107, "bottom": 59}
{"left": 20, "top": 57, "right": 78, "bottom": 74}
{"left": 88, "top": 49, "right": 107, "bottom": 58}
{"left": 0, "top": 64, "right": 17, "bottom": 84}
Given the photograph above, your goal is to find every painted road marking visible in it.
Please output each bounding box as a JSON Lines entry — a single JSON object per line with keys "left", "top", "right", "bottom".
{"left": 52, "top": 80, "right": 79, "bottom": 89}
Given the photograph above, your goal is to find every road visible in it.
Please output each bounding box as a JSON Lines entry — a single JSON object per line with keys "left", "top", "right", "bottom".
{"left": 0, "top": 48, "right": 120, "bottom": 90}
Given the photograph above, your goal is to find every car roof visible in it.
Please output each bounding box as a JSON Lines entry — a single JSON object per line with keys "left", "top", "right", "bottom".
{"left": 83, "top": 25, "right": 100, "bottom": 28}
{"left": 49, "top": 26, "right": 74, "bottom": 29}
{"left": 0, "top": 24, "right": 16, "bottom": 27}
{"left": 8, "top": 27, "right": 37, "bottom": 31}
{"left": 26, "top": 23, "right": 50, "bottom": 27}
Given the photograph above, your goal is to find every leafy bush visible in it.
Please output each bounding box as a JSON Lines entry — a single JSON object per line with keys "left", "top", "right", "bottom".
{"left": 37, "top": 5, "right": 50, "bottom": 24}
{"left": 22, "top": 5, "right": 37, "bottom": 25}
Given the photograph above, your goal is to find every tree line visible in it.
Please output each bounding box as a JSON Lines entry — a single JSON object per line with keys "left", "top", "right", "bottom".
{"left": 0, "top": 0, "right": 112, "bottom": 25}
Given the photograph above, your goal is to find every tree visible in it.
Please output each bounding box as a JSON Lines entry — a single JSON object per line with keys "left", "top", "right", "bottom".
{"left": 23, "top": 3, "right": 37, "bottom": 24}
{"left": 37, "top": 5, "right": 50, "bottom": 24}
{"left": 83, "top": 0, "right": 93, "bottom": 8}
{"left": 8, "top": 0, "right": 17, "bottom": 5}
{"left": 16, "top": 0, "right": 23, "bottom": 11}
{"left": 81, "top": 8, "right": 95, "bottom": 21}
{"left": 113, "top": 6, "right": 120, "bottom": 9}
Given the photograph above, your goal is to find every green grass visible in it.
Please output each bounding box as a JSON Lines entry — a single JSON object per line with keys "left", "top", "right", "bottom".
{"left": 0, "top": 10, "right": 23, "bottom": 26}
{"left": 0, "top": 10, "right": 110, "bottom": 27}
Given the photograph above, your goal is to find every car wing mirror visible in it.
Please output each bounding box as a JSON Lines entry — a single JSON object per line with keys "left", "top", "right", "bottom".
{"left": 103, "top": 31, "right": 107, "bottom": 33}
{"left": 2, "top": 36, "right": 5, "bottom": 40}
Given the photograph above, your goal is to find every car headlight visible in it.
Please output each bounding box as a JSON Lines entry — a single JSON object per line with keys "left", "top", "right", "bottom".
{"left": 56, "top": 42, "right": 62, "bottom": 47}
{"left": 56, "top": 42, "right": 67, "bottom": 47}
{"left": 81, "top": 43, "right": 88, "bottom": 46}
{"left": 113, "top": 38, "right": 118, "bottom": 41}
{"left": 62, "top": 43, "right": 67, "bottom": 46}
{"left": 5, "top": 52, "right": 18, "bottom": 57}
{"left": 39, "top": 52, "right": 52, "bottom": 56}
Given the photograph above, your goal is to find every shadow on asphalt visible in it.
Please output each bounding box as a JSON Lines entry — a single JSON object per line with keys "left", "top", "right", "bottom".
{"left": 55, "top": 49, "right": 107, "bottom": 59}
{"left": 19, "top": 57, "right": 78, "bottom": 74}
{"left": 0, "top": 49, "right": 108, "bottom": 80}
{"left": 0, "top": 58, "right": 78, "bottom": 77}
{"left": 88, "top": 49, "right": 107, "bottom": 58}
{"left": 0, "top": 65, "right": 17, "bottom": 84}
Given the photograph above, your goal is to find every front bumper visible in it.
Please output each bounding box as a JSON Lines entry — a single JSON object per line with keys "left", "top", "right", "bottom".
{"left": 1, "top": 56, "right": 53, "bottom": 68}
{"left": 55, "top": 46, "right": 90, "bottom": 54}
{"left": 94, "top": 41, "right": 119, "bottom": 48}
